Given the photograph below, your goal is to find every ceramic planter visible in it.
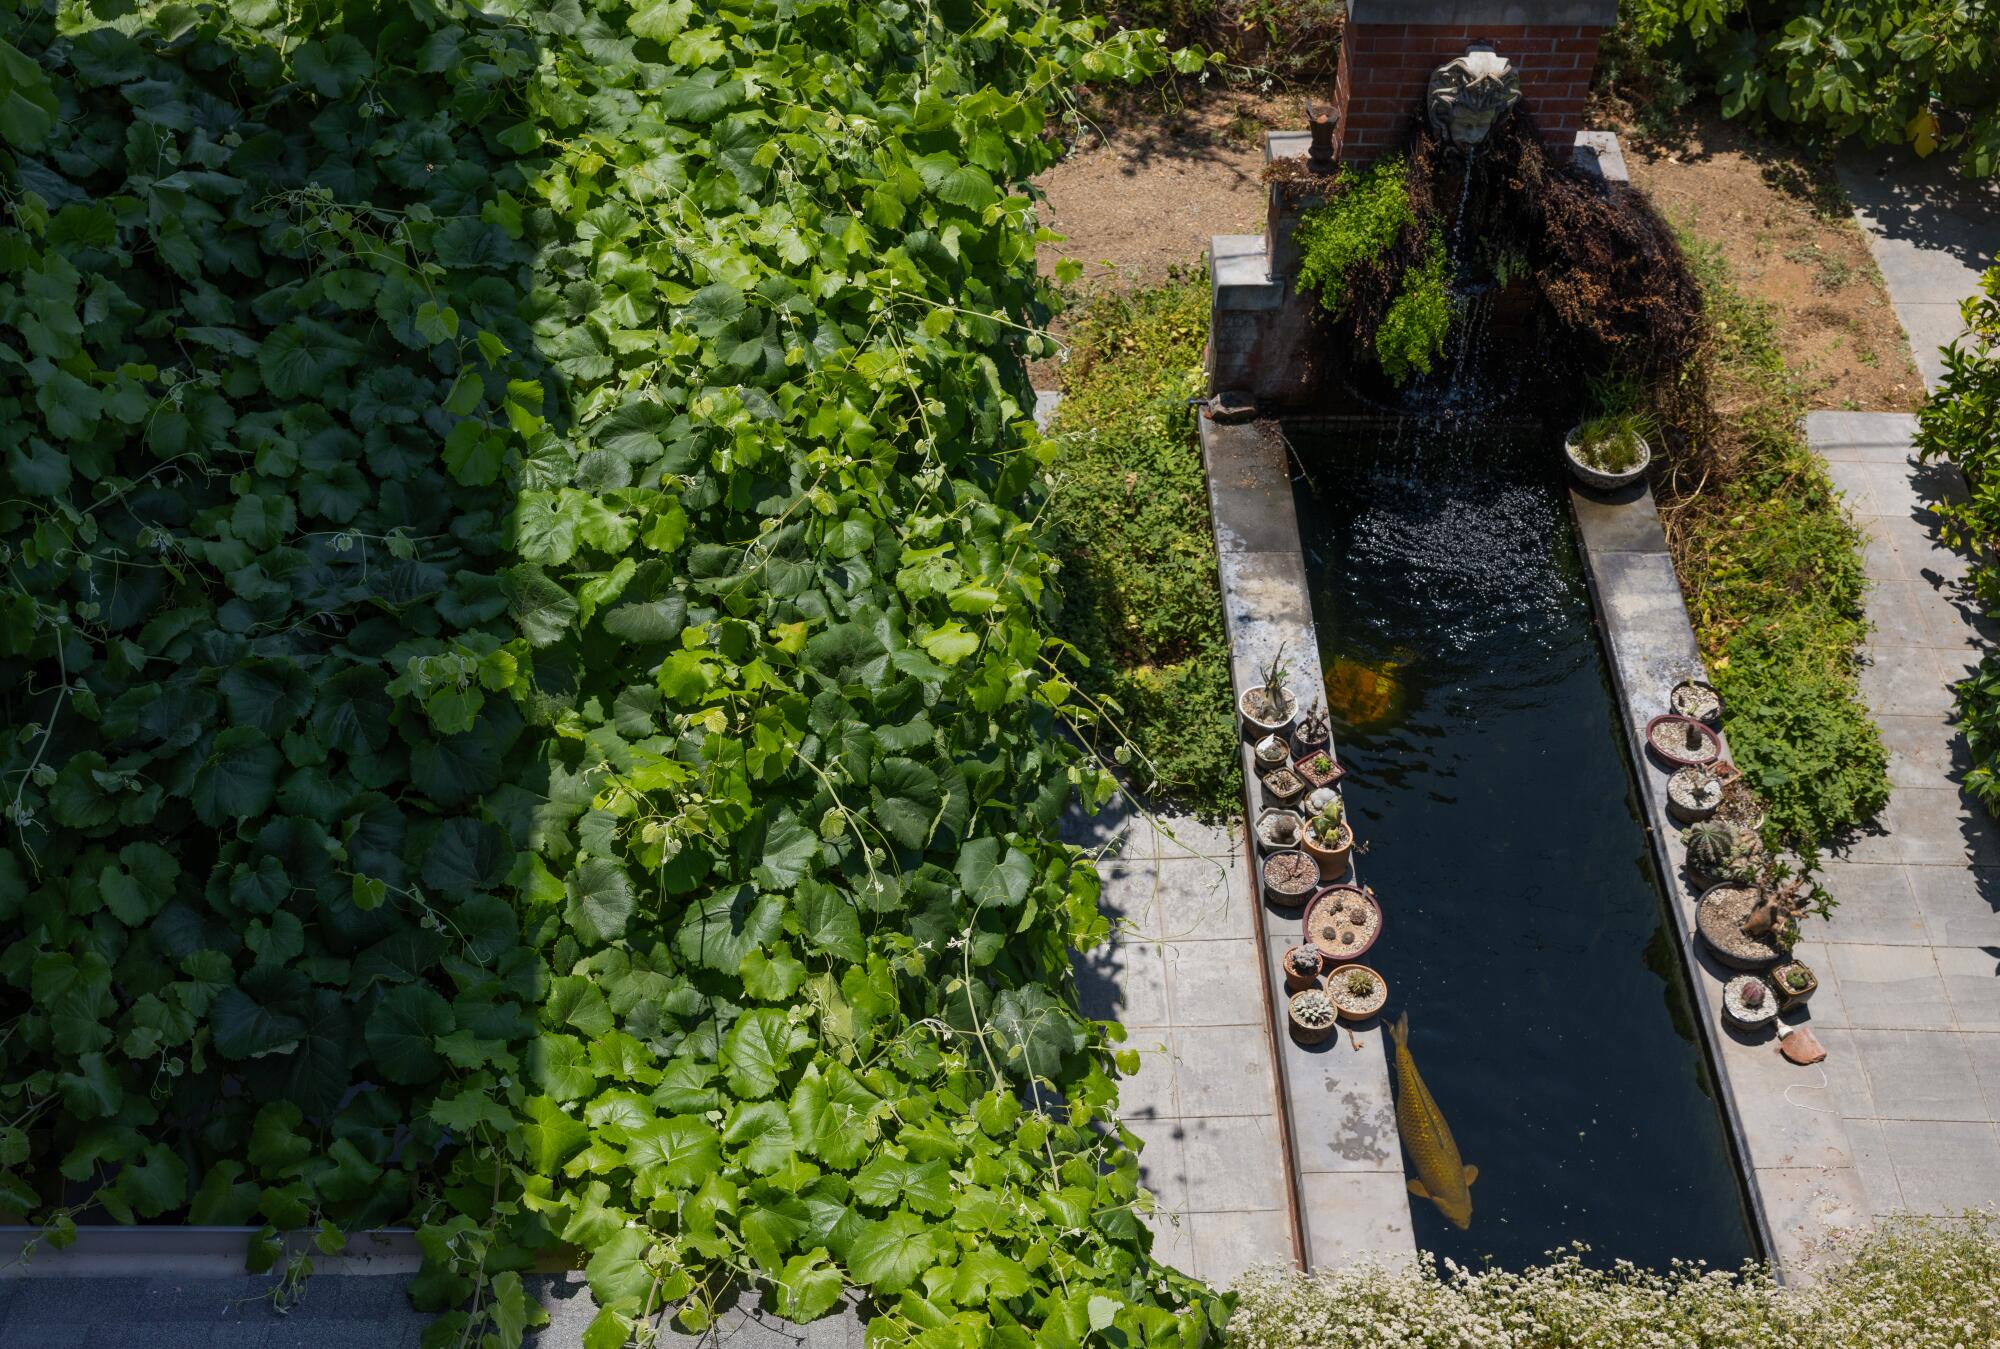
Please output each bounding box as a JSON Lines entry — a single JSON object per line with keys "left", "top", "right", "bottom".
{"left": 1696, "top": 883, "right": 1785, "bottom": 971}
{"left": 1239, "top": 684, "right": 1295, "bottom": 739}
{"left": 1325, "top": 963, "right": 1388, "bottom": 1022}
{"left": 1771, "top": 961, "right": 1818, "bottom": 1010}
{"left": 1261, "top": 849, "right": 1321, "bottom": 908}
{"left": 1563, "top": 425, "right": 1651, "bottom": 491}
{"left": 1722, "top": 974, "right": 1780, "bottom": 1033}
{"left": 1260, "top": 766, "right": 1307, "bottom": 810}
{"left": 1254, "top": 808, "right": 1304, "bottom": 854}
{"left": 1294, "top": 750, "right": 1345, "bottom": 790}
{"left": 1288, "top": 988, "right": 1338, "bottom": 1044}
{"left": 1666, "top": 765, "right": 1724, "bottom": 824}
{"left": 1253, "top": 733, "right": 1291, "bottom": 774}
{"left": 1670, "top": 677, "right": 1724, "bottom": 728}
{"left": 1281, "top": 945, "right": 1324, "bottom": 992}
{"left": 1303, "top": 786, "right": 1340, "bottom": 817}
{"left": 1645, "top": 713, "right": 1723, "bottom": 769}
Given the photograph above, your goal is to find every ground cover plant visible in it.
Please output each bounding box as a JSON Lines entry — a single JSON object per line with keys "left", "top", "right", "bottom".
{"left": 1622, "top": 1, "right": 2000, "bottom": 177}
{"left": 1659, "top": 239, "right": 1889, "bottom": 847}
{"left": 1044, "top": 276, "right": 1237, "bottom": 814}
{"left": 1916, "top": 265, "right": 2000, "bottom": 813}
{"left": 1229, "top": 1215, "right": 2000, "bottom": 1349}
{"left": 0, "top": 2, "right": 1231, "bottom": 1344}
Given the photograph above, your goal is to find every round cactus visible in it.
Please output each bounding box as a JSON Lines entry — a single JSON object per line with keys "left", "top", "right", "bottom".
{"left": 1686, "top": 820, "right": 1736, "bottom": 874}
{"left": 1741, "top": 980, "right": 1767, "bottom": 1010}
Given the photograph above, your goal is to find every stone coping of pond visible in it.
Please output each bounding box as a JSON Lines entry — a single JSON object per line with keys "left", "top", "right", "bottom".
{"left": 1569, "top": 480, "right": 1862, "bottom": 1276}
{"left": 1198, "top": 411, "right": 1417, "bottom": 1271}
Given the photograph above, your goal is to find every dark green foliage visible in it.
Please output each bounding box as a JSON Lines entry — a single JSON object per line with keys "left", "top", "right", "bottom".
{"left": 0, "top": 2, "right": 1228, "bottom": 1344}
{"left": 1373, "top": 232, "right": 1451, "bottom": 385}
{"left": 1045, "top": 277, "right": 1239, "bottom": 815}
{"left": 1917, "top": 267, "right": 2000, "bottom": 812}
{"left": 1666, "top": 242, "right": 1889, "bottom": 847}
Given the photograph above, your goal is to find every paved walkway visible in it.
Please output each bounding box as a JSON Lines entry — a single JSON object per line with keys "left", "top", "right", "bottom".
{"left": 1807, "top": 412, "right": 2000, "bottom": 1226}
{"left": 1797, "top": 158, "right": 2000, "bottom": 1230}
{"left": 1063, "top": 801, "right": 1297, "bottom": 1285}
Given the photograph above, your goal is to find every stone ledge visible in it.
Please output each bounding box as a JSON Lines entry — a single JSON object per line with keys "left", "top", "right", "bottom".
{"left": 1347, "top": 0, "right": 1619, "bottom": 24}
{"left": 1211, "top": 234, "right": 1280, "bottom": 310}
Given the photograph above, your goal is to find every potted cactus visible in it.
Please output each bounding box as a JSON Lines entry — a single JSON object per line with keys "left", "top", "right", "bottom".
{"left": 1667, "top": 764, "right": 1724, "bottom": 824}
{"left": 1646, "top": 713, "right": 1723, "bottom": 769}
{"left": 1303, "top": 786, "right": 1339, "bottom": 817}
{"left": 1240, "top": 646, "right": 1296, "bottom": 739}
{"left": 1300, "top": 796, "right": 1353, "bottom": 877}
{"left": 1771, "top": 960, "right": 1818, "bottom": 1011}
{"left": 1282, "top": 944, "right": 1324, "bottom": 992}
{"left": 1260, "top": 764, "right": 1307, "bottom": 810}
{"left": 1685, "top": 820, "right": 1761, "bottom": 891}
{"left": 1288, "top": 988, "right": 1338, "bottom": 1044}
{"left": 1255, "top": 808, "right": 1304, "bottom": 853}
{"left": 1671, "top": 678, "right": 1724, "bottom": 728}
{"left": 1327, "top": 964, "right": 1388, "bottom": 1021}
{"left": 1254, "top": 733, "right": 1291, "bottom": 772}
{"left": 1291, "top": 700, "right": 1332, "bottom": 758}
{"left": 1722, "top": 974, "right": 1780, "bottom": 1033}
{"left": 1295, "top": 748, "right": 1344, "bottom": 790}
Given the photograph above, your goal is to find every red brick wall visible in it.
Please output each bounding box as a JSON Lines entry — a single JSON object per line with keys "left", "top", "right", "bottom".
{"left": 1332, "top": 23, "right": 1605, "bottom": 161}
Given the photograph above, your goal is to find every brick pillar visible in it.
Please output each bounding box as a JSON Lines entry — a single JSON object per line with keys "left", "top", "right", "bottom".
{"left": 1329, "top": 1, "right": 1618, "bottom": 162}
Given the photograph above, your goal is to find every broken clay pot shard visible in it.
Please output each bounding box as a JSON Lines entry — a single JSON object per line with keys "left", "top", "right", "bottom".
{"left": 1779, "top": 1025, "right": 1827, "bottom": 1065}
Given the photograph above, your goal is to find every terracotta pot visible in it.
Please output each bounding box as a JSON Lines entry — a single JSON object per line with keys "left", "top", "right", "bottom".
{"left": 1293, "top": 751, "right": 1345, "bottom": 790}
{"left": 1301, "top": 821, "right": 1353, "bottom": 879}
{"left": 1287, "top": 989, "right": 1338, "bottom": 1044}
{"left": 1325, "top": 963, "right": 1388, "bottom": 1022}
{"left": 1260, "top": 766, "right": 1307, "bottom": 810}
{"left": 1281, "top": 945, "right": 1324, "bottom": 992}
{"left": 1302, "top": 884, "right": 1383, "bottom": 963}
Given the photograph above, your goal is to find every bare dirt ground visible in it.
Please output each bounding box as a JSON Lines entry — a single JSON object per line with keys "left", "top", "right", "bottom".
{"left": 1608, "top": 107, "right": 1925, "bottom": 412}
{"left": 1033, "top": 87, "right": 1294, "bottom": 289}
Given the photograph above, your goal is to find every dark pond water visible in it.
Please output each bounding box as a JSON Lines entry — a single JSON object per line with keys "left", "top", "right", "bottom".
{"left": 1288, "top": 419, "right": 1757, "bottom": 1273}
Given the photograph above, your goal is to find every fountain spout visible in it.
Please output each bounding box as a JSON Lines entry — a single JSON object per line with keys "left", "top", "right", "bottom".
{"left": 1426, "top": 43, "right": 1520, "bottom": 151}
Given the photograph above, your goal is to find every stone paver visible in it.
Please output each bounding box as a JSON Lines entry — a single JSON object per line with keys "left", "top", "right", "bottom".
{"left": 1835, "top": 151, "right": 1999, "bottom": 392}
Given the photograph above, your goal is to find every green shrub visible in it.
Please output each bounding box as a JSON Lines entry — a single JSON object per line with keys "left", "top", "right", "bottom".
{"left": 1917, "top": 266, "right": 2000, "bottom": 811}
{"left": 1046, "top": 277, "right": 1239, "bottom": 815}
{"left": 0, "top": 3, "right": 1227, "bottom": 1343}
{"left": 1666, "top": 241, "right": 1889, "bottom": 846}
{"left": 1230, "top": 1215, "right": 2000, "bottom": 1348}
{"left": 1622, "top": 1, "right": 2000, "bottom": 177}
{"left": 1294, "top": 159, "right": 1416, "bottom": 318}
{"left": 1373, "top": 232, "right": 1451, "bottom": 385}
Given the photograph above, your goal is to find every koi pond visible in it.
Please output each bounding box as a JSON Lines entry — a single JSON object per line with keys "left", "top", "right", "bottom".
{"left": 1289, "top": 417, "right": 1757, "bottom": 1272}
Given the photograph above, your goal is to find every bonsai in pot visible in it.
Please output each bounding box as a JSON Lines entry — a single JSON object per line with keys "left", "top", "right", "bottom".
{"left": 1771, "top": 960, "right": 1818, "bottom": 1010}
{"left": 1240, "top": 646, "right": 1296, "bottom": 739}
{"left": 1563, "top": 409, "right": 1653, "bottom": 490}
{"left": 1288, "top": 988, "right": 1338, "bottom": 1044}
{"left": 1255, "top": 807, "right": 1304, "bottom": 853}
{"left": 1282, "top": 944, "right": 1324, "bottom": 992}
{"left": 1722, "top": 974, "right": 1780, "bottom": 1033}
{"left": 1301, "top": 796, "right": 1353, "bottom": 877}
{"left": 1295, "top": 748, "right": 1344, "bottom": 790}
{"left": 1291, "top": 700, "right": 1332, "bottom": 758}
{"left": 1261, "top": 848, "right": 1321, "bottom": 908}
{"left": 1326, "top": 964, "right": 1388, "bottom": 1022}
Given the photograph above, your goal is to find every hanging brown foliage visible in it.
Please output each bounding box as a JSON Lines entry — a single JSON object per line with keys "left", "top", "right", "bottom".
{"left": 1483, "top": 106, "right": 1705, "bottom": 374}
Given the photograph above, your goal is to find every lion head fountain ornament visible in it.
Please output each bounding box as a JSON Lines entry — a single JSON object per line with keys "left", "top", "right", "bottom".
{"left": 1427, "top": 43, "right": 1521, "bottom": 150}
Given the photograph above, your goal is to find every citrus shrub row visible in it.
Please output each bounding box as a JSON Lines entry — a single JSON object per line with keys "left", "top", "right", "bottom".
{"left": 0, "top": 1, "right": 1226, "bottom": 1344}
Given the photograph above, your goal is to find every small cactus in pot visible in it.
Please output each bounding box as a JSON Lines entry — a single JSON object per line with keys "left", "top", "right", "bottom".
{"left": 1686, "top": 820, "right": 1760, "bottom": 887}
{"left": 1291, "top": 700, "right": 1332, "bottom": 756}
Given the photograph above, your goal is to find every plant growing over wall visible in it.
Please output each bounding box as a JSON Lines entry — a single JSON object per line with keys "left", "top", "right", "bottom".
{"left": 1293, "top": 158, "right": 1417, "bottom": 319}
{"left": 1373, "top": 233, "right": 1452, "bottom": 384}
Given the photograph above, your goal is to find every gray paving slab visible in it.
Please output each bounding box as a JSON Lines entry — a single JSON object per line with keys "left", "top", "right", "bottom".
{"left": 1836, "top": 148, "right": 1999, "bottom": 390}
